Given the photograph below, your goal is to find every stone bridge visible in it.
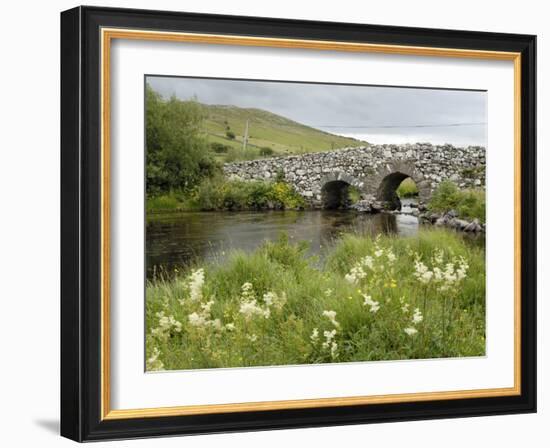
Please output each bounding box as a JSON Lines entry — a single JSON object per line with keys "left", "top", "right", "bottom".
{"left": 223, "top": 143, "right": 486, "bottom": 209}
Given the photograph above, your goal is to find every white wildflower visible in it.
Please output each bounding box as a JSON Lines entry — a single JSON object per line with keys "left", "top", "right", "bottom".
{"left": 345, "top": 265, "right": 367, "bottom": 284}
{"left": 412, "top": 308, "right": 423, "bottom": 324}
{"left": 322, "top": 310, "right": 340, "bottom": 328}
{"left": 146, "top": 347, "right": 164, "bottom": 371}
{"left": 375, "top": 249, "right": 384, "bottom": 258}
{"left": 246, "top": 334, "right": 258, "bottom": 342}
{"left": 188, "top": 268, "right": 205, "bottom": 302}
{"left": 414, "top": 259, "right": 433, "bottom": 284}
{"left": 188, "top": 311, "right": 208, "bottom": 327}
{"left": 322, "top": 329, "right": 337, "bottom": 349}
{"left": 404, "top": 327, "right": 418, "bottom": 336}
{"left": 151, "top": 311, "right": 182, "bottom": 341}
{"left": 362, "top": 294, "right": 380, "bottom": 313}
{"left": 360, "top": 256, "right": 374, "bottom": 270}
{"left": 330, "top": 342, "right": 339, "bottom": 359}
{"left": 239, "top": 299, "right": 270, "bottom": 320}
{"left": 324, "top": 288, "right": 333, "bottom": 297}
{"left": 310, "top": 328, "right": 319, "bottom": 343}
{"left": 386, "top": 250, "right": 397, "bottom": 264}
{"left": 225, "top": 322, "right": 236, "bottom": 331}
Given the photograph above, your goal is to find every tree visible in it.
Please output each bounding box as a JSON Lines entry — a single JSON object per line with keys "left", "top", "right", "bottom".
{"left": 145, "top": 85, "right": 218, "bottom": 195}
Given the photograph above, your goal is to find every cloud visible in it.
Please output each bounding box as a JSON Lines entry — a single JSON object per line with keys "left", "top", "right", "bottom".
{"left": 146, "top": 76, "right": 487, "bottom": 146}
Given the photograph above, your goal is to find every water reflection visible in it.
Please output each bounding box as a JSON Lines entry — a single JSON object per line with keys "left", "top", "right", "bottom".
{"left": 146, "top": 207, "right": 419, "bottom": 279}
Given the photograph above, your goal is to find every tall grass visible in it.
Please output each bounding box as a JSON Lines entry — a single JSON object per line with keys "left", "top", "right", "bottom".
{"left": 146, "top": 230, "right": 485, "bottom": 371}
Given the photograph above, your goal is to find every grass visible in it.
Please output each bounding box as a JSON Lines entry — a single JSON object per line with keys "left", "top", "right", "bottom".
{"left": 397, "top": 178, "right": 419, "bottom": 198}
{"left": 428, "top": 180, "right": 485, "bottom": 223}
{"left": 145, "top": 230, "right": 485, "bottom": 371}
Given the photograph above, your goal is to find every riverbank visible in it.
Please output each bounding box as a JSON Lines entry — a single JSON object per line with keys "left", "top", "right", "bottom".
{"left": 146, "top": 229, "right": 485, "bottom": 371}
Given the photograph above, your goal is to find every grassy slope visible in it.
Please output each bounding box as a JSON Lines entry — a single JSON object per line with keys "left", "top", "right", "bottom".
{"left": 199, "top": 103, "right": 367, "bottom": 159}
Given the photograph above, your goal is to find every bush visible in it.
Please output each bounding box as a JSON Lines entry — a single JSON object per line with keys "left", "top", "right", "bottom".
{"left": 226, "top": 130, "right": 236, "bottom": 140}
{"left": 210, "top": 142, "right": 230, "bottom": 153}
{"left": 259, "top": 146, "right": 274, "bottom": 157}
{"left": 428, "top": 180, "right": 485, "bottom": 222}
{"left": 190, "top": 177, "right": 305, "bottom": 211}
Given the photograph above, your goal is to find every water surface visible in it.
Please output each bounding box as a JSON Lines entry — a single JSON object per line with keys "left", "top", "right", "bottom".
{"left": 146, "top": 200, "right": 420, "bottom": 279}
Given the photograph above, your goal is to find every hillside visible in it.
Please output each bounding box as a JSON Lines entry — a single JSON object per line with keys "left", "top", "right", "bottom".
{"left": 197, "top": 103, "right": 367, "bottom": 162}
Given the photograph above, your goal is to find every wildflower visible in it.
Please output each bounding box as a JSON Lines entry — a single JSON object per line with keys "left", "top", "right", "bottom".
{"left": 146, "top": 347, "right": 164, "bottom": 371}
{"left": 345, "top": 265, "right": 367, "bottom": 284}
{"left": 414, "top": 259, "right": 433, "bottom": 284}
{"left": 362, "top": 294, "right": 380, "bottom": 313}
{"left": 322, "top": 329, "right": 337, "bottom": 349}
{"left": 247, "top": 334, "right": 258, "bottom": 342}
{"left": 324, "top": 288, "right": 333, "bottom": 297}
{"left": 360, "top": 255, "right": 374, "bottom": 270}
{"left": 404, "top": 327, "right": 418, "bottom": 336}
{"left": 412, "top": 308, "right": 423, "bottom": 324}
{"left": 330, "top": 342, "right": 338, "bottom": 359}
{"left": 225, "top": 322, "right": 236, "bottom": 331}
{"left": 188, "top": 312, "right": 208, "bottom": 327}
{"left": 310, "top": 328, "right": 319, "bottom": 343}
{"left": 188, "top": 268, "right": 205, "bottom": 302}
{"left": 239, "top": 299, "right": 270, "bottom": 319}
{"left": 151, "top": 311, "right": 182, "bottom": 341}
{"left": 322, "top": 310, "right": 340, "bottom": 328}
{"left": 386, "top": 250, "right": 397, "bottom": 264}
{"left": 375, "top": 249, "right": 384, "bottom": 258}
{"left": 263, "top": 291, "right": 287, "bottom": 310}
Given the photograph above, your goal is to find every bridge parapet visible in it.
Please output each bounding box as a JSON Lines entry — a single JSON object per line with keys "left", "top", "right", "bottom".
{"left": 223, "top": 143, "right": 485, "bottom": 208}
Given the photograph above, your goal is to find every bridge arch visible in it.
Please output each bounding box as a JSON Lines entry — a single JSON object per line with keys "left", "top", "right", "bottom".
{"left": 374, "top": 161, "right": 429, "bottom": 210}
{"left": 320, "top": 171, "right": 364, "bottom": 209}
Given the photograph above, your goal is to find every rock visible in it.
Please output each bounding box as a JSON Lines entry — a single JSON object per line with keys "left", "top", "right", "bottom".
{"left": 451, "top": 218, "right": 470, "bottom": 230}
{"left": 464, "top": 218, "right": 482, "bottom": 232}
{"left": 350, "top": 200, "right": 373, "bottom": 213}
{"left": 447, "top": 209, "right": 459, "bottom": 218}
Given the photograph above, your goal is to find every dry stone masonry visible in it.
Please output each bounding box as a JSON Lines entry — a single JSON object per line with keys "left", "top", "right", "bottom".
{"left": 223, "top": 143, "right": 486, "bottom": 209}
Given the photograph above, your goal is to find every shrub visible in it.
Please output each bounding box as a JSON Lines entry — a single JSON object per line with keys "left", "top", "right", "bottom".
{"left": 190, "top": 178, "right": 305, "bottom": 211}
{"left": 210, "top": 142, "right": 230, "bottom": 153}
{"left": 259, "top": 146, "right": 274, "bottom": 157}
{"left": 428, "top": 180, "right": 485, "bottom": 222}
{"left": 226, "top": 130, "right": 236, "bottom": 140}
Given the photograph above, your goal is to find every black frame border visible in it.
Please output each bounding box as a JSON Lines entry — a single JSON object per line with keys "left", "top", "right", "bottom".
{"left": 61, "top": 6, "right": 536, "bottom": 442}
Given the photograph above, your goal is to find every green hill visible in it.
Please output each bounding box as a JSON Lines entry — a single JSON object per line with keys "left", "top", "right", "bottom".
{"left": 197, "top": 103, "right": 367, "bottom": 162}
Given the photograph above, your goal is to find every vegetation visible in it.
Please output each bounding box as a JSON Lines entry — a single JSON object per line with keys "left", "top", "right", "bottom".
{"left": 397, "top": 178, "right": 419, "bottom": 198}
{"left": 146, "top": 230, "right": 485, "bottom": 370}
{"left": 347, "top": 186, "right": 362, "bottom": 204}
{"left": 428, "top": 181, "right": 485, "bottom": 222}
{"left": 146, "top": 178, "right": 306, "bottom": 213}
{"left": 146, "top": 86, "right": 218, "bottom": 195}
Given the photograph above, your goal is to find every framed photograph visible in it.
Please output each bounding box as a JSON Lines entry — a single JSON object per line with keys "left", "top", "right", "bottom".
{"left": 60, "top": 6, "right": 536, "bottom": 441}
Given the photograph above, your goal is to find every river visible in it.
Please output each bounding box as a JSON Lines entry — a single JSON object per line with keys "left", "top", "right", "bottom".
{"left": 146, "top": 199, "right": 424, "bottom": 279}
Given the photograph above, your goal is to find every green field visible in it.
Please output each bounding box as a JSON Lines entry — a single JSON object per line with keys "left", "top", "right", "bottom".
{"left": 197, "top": 103, "right": 367, "bottom": 161}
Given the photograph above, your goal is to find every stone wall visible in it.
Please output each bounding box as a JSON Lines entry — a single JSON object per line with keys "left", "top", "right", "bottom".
{"left": 223, "top": 143, "right": 486, "bottom": 208}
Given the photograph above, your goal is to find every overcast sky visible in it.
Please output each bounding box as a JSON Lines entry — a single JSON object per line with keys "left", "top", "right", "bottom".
{"left": 147, "top": 76, "right": 487, "bottom": 146}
